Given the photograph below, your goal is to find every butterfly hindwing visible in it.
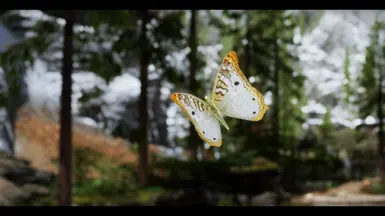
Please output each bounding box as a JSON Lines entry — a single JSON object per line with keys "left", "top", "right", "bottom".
{"left": 211, "top": 51, "right": 269, "bottom": 121}
{"left": 170, "top": 92, "right": 222, "bottom": 147}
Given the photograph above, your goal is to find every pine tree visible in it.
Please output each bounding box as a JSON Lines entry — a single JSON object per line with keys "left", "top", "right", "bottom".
{"left": 187, "top": 10, "right": 201, "bottom": 160}
{"left": 343, "top": 48, "right": 352, "bottom": 104}
{"left": 320, "top": 106, "right": 333, "bottom": 139}
{"left": 357, "top": 38, "right": 377, "bottom": 119}
{"left": 209, "top": 10, "right": 306, "bottom": 159}
{"left": 356, "top": 20, "right": 385, "bottom": 182}
{"left": 1, "top": 10, "right": 187, "bottom": 185}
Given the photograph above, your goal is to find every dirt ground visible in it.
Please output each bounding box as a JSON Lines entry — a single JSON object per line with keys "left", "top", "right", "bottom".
{"left": 290, "top": 178, "right": 385, "bottom": 206}
{"left": 14, "top": 110, "right": 163, "bottom": 174}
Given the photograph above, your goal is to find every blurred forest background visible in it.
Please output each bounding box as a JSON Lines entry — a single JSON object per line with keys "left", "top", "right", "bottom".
{"left": 0, "top": 10, "right": 385, "bottom": 206}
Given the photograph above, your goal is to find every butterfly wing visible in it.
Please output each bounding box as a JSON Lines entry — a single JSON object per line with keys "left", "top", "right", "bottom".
{"left": 211, "top": 51, "right": 269, "bottom": 121}
{"left": 170, "top": 92, "right": 222, "bottom": 147}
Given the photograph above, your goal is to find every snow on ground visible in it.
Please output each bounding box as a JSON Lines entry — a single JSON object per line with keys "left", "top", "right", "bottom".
{"left": 24, "top": 58, "right": 142, "bottom": 132}
{"left": 24, "top": 59, "right": 108, "bottom": 118}
{"left": 101, "top": 71, "right": 141, "bottom": 122}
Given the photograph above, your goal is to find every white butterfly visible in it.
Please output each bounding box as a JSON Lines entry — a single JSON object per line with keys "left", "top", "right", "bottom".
{"left": 170, "top": 51, "right": 269, "bottom": 147}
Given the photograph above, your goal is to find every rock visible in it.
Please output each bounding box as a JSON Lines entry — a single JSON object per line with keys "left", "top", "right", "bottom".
{"left": 25, "top": 170, "right": 55, "bottom": 185}
{"left": 0, "top": 152, "right": 55, "bottom": 206}
{"left": 251, "top": 192, "right": 277, "bottom": 206}
{"left": 0, "top": 152, "right": 34, "bottom": 184}
{"left": 0, "top": 178, "right": 27, "bottom": 206}
{"left": 0, "top": 152, "right": 54, "bottom": 185}
{"left": 22, "top": 184, "right": 50, "bottom": 197}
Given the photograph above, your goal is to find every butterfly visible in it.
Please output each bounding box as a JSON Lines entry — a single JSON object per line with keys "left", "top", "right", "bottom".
{"left": 170, "top": 51, "right": 269, "bottom": 147}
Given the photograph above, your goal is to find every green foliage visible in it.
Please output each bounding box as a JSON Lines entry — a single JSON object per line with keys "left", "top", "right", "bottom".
{"left": 363, "top": 182, "right": 385, "bottom": 195}
{"left": 297, "top": 11, "right": 324, "bottom": 35}
{"left": 87, "top": 10, "right": 137, "bottom": 30}
{"left": 154, "top": 150, "right": 278, "bottom": 173}
{"left": 320, "top": 106, "right": 333, "bottom": 138}
{"left": 357, "top": 45, "right": 377, "bottom": 118}
{"left": 218, "top": 196, "right": 235, "bottom": 206}
{"left": 34, "top": 146, "right": 162, "bottom": 206}
{"left": 318, "top": 106, "right": 337, "bottom": 152}
{"left": 343, "top": 47, "right": 352, "bottom": 104}
{"left": 280, "top": 148, "right": 345, "bottom": 191}
{"left": 0, "top": 11, "right": 31, "bottom": 38}
{"left": 72, "top": 146, "right": 137, "bottom": 196}
{"left": 356, "top": 20, "right": 382, "bottom": 118}
{"left": 221, "top": 150, "right": 259, "bottom": 166}
{"left": 0, "top": 10, "right": 189, "bottom": 144}
{"left": 1, "top": 10, "right": 307, "bottom": 155}
{"left": 152, "top": 153, "right": 280, "bottom": 196}
{"left": 152, "top": 10, "right": 189, "bottom": 90}
{"left": 1, "top": 11, "right": 64, "bottom": 70}
{"left": 210, "top": 10, "right": 306, "bottom": 155}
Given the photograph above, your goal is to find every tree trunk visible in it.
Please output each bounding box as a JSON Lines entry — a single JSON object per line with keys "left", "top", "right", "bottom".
{"left": 188, "top": 10, "right": 200, "bottom": 161}
{"left": 273, "top": 38, "right": 280, "bottom": 155}
{"left": 57, "top": 10, "right": 74, "bottom": 206}
{"left": 5, "top": 81, "right": 16, "bottom": 156}
{"left": 377, "top": 53, "right": 385, "bottom": 183}
{"left": 138, "top": 10, "right": 150, "bottom": 187}
{"left": 3, "top": 58, "right": 27, "bottom": 156}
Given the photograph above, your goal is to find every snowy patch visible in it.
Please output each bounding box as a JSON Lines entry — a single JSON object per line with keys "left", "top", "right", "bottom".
{"left": 301, "top": 100, "right": 327, "bottom": 114}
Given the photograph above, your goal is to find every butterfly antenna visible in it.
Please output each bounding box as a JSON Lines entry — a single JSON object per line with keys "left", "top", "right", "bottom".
{"left": 221, "top": 119, "right": 230, "bottom": 130}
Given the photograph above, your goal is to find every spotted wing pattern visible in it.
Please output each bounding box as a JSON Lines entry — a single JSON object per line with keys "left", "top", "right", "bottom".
{"left": 211, "top": 51, "right": 269, "bottom": 121}
{"left": 170, "top": 92, "right": 222, "bottom": 147}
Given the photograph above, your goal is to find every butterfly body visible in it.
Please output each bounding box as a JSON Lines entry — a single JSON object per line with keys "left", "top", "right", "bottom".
{"left": 204, "top": 96, "right": 229, "bottom": 131}
{"left": 170, "top": 51, "right": 269, "bottom": 147}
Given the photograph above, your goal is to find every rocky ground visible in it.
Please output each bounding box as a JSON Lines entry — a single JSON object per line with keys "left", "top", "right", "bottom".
{"left": 289, "top": 178, "right": 385, "bottom": 206}
{"left": 0, "top": 110, "right": 146, "bottom": 206}
{"left": 4, "top": 109, "right": 385, "bottom": 206}
{"left": 0, "top": 152, "right": 54, "bottom": 205}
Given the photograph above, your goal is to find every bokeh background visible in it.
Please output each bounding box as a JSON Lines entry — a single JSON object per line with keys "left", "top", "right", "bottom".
{"left": 0, "top": 10, "right": 385, "bottom": 206}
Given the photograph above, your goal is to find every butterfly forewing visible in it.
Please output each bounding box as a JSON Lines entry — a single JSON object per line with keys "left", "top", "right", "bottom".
{"left": 170, "top": 92, "right": 222, "bottom": 147}
{"left": 211, "top": 51, "right": 269, "bottom": 121}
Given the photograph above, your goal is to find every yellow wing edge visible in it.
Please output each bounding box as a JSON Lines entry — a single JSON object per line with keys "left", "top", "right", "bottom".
{"left": 211, "top": 51, "right": 251, "bottom": 100}
{"left": 252, "top": 88, "right": 270, "bottom": 121}
{"left": 211, "top": 51, "right": 269, "bottom": 122}
{"left": 224, "top": 51, "right": 250, "bottom": 85}
{"left": 170, "top": 92, "right": 223, "bottom": 147}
